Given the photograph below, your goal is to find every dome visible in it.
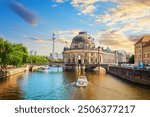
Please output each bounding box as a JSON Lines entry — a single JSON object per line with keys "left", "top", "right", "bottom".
{"left": 104, "top": 47, "right": 112, "bottom": 52}
{"left": 71, "top": 32, "right": 95, "bottom": 49}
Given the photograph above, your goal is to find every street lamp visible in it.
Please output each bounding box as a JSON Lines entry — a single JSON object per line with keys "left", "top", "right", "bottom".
{"left": 98, "top": 46, "right": 100, "bottom": 65}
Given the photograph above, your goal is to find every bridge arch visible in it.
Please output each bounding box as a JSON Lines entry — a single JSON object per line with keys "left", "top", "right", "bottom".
{"left": 86, "top": 64, "right": 110, "bottom": 72}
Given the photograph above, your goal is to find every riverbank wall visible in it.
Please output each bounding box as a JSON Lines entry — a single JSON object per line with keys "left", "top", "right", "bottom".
{"left": 0, "top": 66, "right": 29, "bottom": 79}
{"left": 107, "top": 66, "right": 150, "bottom": 86}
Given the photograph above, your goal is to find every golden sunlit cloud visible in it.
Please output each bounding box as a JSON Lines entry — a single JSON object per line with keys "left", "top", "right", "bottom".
{"left": 95, "top": 28, "right": 135, "bottom": 53}
{"left": 29, "top": 38, "right": 50, "bottom": 42}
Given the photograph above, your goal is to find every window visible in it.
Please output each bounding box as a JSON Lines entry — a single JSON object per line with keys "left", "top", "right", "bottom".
{"left": 85, "top": 53, "right": 88, "bottom": 56}
{"left": 73, "top": 58, "right": 75, "bottom": 63}
{"left": 91, "top": 58, "right": 93, "bottom": 63}
{"left": 84, "top": 59, "right": 88, "bottom": 64}
{"left": 68, "top": 58, "right": 70, "bottom": 63}
{"left": 143, "top": 54, "right": 145, "bottom": 58}
{"left": 148, "top": 53, "right": 150, "bottom": 58}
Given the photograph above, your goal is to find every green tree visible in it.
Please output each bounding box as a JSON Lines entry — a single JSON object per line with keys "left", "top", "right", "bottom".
{"left": 0, "top": 38, "right": 13, "bottom": 67}
{"left": 0, "top": 38, "right": 28, "bottom": 67}
{"left": 11, "top": 44, "right": 28, "bottom": 66}
{"left": 27, "top": 55, "right": 49, "bottom": 64}
{"left": 129, "top": 55, "right": 134, "bottom": 64}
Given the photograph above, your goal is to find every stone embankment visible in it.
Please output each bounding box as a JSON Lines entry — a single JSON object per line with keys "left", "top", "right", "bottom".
{"left": 0, "top": 65, "right": 29, "bottom": 79}
{"left": 108, "top": 66, "right": 150, "bottom": 86}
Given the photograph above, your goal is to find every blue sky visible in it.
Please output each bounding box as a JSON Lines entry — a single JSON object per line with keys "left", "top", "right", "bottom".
{"left": 0, "top": 0, "right": 150, "bottom": 55}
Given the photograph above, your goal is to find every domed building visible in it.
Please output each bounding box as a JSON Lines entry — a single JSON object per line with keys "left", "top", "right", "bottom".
{"left": 63, "top": 31, "right": 119, "bottom": 70}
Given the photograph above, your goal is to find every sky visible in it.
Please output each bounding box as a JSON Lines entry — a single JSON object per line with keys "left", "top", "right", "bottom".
{"left": 1, "top": 0, "right": 150, "bottom": 55}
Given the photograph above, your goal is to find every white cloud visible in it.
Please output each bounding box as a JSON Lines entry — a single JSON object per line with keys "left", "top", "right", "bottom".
{"left": 53, "top": 0, "right": 68, "bottom": 3}
{"left": 52, "top": 4, "right": 58, "bottom": 7}
{"left": 55, "top": 29, "right": 81, "bottom": 45}
{"left": 96, "top": 0, "right": 150, "bottom": 28}
{"left": 52, "top": 0, "right": 150, "bottom": 53}
{"left": 71, "top": 0, "right": 99, "bottom": 15}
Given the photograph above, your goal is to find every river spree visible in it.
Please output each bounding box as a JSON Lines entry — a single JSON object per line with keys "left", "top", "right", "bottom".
{"left": 0, "top": 67, "right": 150, "bottom": 100}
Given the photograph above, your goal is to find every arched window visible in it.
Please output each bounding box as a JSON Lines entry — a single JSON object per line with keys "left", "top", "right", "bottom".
{"left": 91, "top": 58, "right": 93, "bottom": 64}
{"left": 96, "top": 58, "right": 98, "bottom": 64}
{"left": 68, "top": 58, "right": 70, "bottom": 63}
{"left": 73, "top": 58, "right": 75, "bottom": 64}
{"left": 84, "top": 59, "right": 87, "bottom": 64}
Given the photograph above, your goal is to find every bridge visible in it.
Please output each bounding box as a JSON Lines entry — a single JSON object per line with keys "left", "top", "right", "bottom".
{"left": 29, "top": 63, "right": 65, "bottom": 72}
{"left": 64, "top": 63, "right": 111, "bottom": 71}
{"left": 48, "top": 62, "right": 65, "bottom": 67}
{"left": 85, "top": 64, "right": 110, "bottom": 71}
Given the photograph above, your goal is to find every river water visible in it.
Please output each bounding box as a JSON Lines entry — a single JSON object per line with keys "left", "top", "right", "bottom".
{"left": 0, "top": 67, "right": 150, "bottom": 100}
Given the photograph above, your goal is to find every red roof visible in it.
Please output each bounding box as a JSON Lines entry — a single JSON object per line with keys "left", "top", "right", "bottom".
{"left": 135, "top": 35, "right": 150, "bottom": 44}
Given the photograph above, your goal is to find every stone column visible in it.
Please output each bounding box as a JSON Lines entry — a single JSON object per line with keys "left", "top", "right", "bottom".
{"left": 82, "top": 54, "right": 84, "bottom": 64}
{"left": 75, "top": 54, "right": 78, "bottom": 64}
{"left": 88, "top": 53, "right": 91, "bottom": 64}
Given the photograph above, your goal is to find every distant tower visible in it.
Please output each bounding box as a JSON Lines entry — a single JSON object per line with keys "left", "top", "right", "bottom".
{"left": 30, "top": 50, "right": 33, "bottom": 55}
{"left": 52, "top": 33, "right": 56, "bottom": 58}
{"left": 34, "top": 51, "right": 37, "bottom": 56}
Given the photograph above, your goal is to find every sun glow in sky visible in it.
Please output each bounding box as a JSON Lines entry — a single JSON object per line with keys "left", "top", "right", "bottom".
{"left": 1, "top": 0, "right": 150, "bottom": 55}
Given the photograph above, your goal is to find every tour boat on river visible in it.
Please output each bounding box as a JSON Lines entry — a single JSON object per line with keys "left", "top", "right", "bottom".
{"left": 75, "top": 76, "right": 88, "bottom": 87}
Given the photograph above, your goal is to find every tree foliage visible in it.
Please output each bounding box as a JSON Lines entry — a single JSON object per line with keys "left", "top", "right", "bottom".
{"left": 49, "top": 58, "right": 63, "bottom": 63}
{"left": 0, "top": 38, "right": 50, "bottom": 67}
{"left": 129, "top": 55, "right": 134, "bottom": 64}
{"left": 27, "top": 55, "right": 49, "bottom": 64}
{"left": 0, "top": 38, "right": 28, "bottom": 67}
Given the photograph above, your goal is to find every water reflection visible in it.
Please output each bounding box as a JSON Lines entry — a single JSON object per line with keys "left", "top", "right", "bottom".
{"left": 0, "top": 68, "right": 150, "bottom": 100}
{"left": 0, "top": 73, "right": 25, "bottom": 100}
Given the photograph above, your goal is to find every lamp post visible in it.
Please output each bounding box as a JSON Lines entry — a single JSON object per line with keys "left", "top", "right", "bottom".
{"left": 115, "top": 51, "right": 118, "bottom": 66}
{"left": 77, "top": 55, "right": 81, "bottom": 76}
{"left": 98, "top": 46, "right": 100, "bottom": 65}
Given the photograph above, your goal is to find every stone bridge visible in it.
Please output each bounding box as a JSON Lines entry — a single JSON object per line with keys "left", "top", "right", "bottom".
{"left": 64, "top": 63, "right": 111, "bottom": 71}
{"left": 29, "top": 63, "right": 65, "bottom": 72}
{"left": 85, "top": 64, "right": 110, "bottom": 71}
{"left": 48, "top": 62, "right": 65, "bottom": 67}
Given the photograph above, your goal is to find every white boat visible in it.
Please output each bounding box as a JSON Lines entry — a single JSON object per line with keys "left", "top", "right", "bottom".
{"left": 75, "top": 76, "right": 88, "bottom": 87}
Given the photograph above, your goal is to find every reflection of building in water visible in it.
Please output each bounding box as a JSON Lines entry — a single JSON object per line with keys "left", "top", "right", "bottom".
{"left": 75, "top": 68, "right": 85, "bottom": 77}
{"left": 63, "top": 31, "right": 127, "bottom": 70}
